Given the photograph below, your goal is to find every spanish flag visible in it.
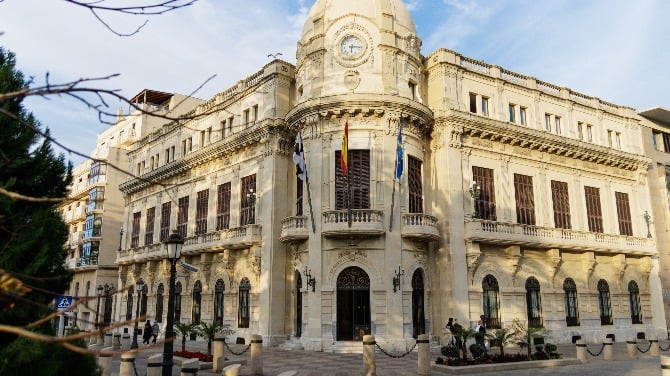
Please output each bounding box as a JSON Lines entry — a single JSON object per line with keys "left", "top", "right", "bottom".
{"left": 340, "top": 121, "right": 349, "bottom": 176}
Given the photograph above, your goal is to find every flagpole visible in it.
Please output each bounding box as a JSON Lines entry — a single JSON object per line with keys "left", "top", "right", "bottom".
{"left": 305, "top": 170, "right": 316, "bottom": 234}
{"left": 389, "top": 155, "right": 397, "bottom": 232}
{"left": 347, "top": 171, "right": 352, "bottom": 228}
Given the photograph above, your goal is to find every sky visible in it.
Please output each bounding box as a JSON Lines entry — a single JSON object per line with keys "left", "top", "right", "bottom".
{"left": 1, "top": 0, "right": 668, "bottom": 165}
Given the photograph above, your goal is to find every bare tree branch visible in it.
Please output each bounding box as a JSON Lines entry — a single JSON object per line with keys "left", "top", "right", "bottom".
{"left": 0, "top": 187, "right": 64, "bottom": 203}
{"left": 63, "top": 0, "right": 198, "bottom": 37}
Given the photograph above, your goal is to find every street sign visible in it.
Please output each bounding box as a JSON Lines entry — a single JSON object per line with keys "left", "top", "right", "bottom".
{"left": 57, "top": 295, "right": 73, "bottom": 310}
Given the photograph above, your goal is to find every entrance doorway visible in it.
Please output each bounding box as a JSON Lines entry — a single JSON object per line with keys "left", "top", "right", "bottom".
{"left": 337, "top": 266, "right": 371, "bottom": 341}
{"left": 411, "top": 269, "right": 425, "bottom": 338}
{"left": 295, "top": 270, "right": 302, "bottom": 337}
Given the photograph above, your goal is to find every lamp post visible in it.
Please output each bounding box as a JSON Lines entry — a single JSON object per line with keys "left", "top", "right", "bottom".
{"left": 162, "top": 230, "right": 184, "bottom": 376}
{"left": 130, "top": 278, "right": 145, "bottom": 349}
{"left": 469, "top": 182, "right": 481, "bottom": 218}
{"left": 95, "top": 285, "right": 103, "bottom": 330}
{"left": 118, "top": 227, "right": 124, "bottom": 252}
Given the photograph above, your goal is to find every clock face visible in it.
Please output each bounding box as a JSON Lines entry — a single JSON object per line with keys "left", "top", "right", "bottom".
{"left": 340, "top": 35, "right": 363, "bottom": 57}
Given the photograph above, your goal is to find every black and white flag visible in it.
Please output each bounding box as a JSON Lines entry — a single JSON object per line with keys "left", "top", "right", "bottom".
{"left": 292, "top": 132, "right": 307, "bottom": 181}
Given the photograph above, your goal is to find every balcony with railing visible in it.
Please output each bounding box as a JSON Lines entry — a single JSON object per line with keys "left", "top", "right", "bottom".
{"left": 77, "top": 255, "right": 99, "bottom": 267}
{"left": 280, "top": 216, "right": 309, "bottom": 242}
{"left": 464, "top": 219, "right": 656, "bottom": 255}
{"left": 117, "top": 224, "right": 262, "bottom": 264}
{"left": 322, "top": 210, "right": 385, "bottom": 237}
{"left": 400, "top": 213, "right": 440, "bottom": 241}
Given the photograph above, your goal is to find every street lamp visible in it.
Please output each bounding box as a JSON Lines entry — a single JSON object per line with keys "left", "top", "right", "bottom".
{"left": 118, "top": 227, "right": 124, "bottom": 252}
{"left": 130, "top": 278, "right": 145, "bottom": 349}
{"left": 469, "top": 181, "right": 481, "bottom": 218}
{"left": 95, "top": 285, "right": 103, "bottom": 331}
{"left": 162, "top": 230, "right": 184, "bottom": 376}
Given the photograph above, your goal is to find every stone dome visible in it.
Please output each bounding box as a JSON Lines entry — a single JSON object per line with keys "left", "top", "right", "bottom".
{"left": 301, "top": 0, "right": 416, "bottom": 40}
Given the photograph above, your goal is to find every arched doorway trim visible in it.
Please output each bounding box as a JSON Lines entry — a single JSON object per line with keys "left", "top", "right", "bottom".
{"left": 336, "top": 266, "right": 371, "bottom": 341}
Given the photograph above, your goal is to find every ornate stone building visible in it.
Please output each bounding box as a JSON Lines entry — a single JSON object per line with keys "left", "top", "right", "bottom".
{"left": 113, "top": 0, "right": 665, "bottom": 350}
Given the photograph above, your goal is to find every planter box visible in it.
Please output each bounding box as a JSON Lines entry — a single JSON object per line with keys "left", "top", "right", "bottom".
{"left": 432, "top": 358, "right": 582, "bottom": 374}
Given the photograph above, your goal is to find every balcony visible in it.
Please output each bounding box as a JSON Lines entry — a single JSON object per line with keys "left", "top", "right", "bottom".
{"left": 117, "top": 225, "right": 263, "bottom": 264}
{"left": 322, "top": 210, "right": 385, "bottom": 237}
{"left": 401, "top": 213, "right": 440, "bottom": 241}
{"left": 280, "top": 216, "right": 309, "bottom": 242}
{"left": 77, "top": 256, "right": 99, "bottom": 267}
{"left": 464, "top": 219, "right": 656, "bottom": 255}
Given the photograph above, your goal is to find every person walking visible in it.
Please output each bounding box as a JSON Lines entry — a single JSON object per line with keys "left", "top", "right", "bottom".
{"left": 142, "top": 320, "right": 152, "bottom": 345}
{"left": 475, "top": 315, "right": 487, "bottom": 356}
{"left": 151, "top": 321, "right": 159, "bottom": 344}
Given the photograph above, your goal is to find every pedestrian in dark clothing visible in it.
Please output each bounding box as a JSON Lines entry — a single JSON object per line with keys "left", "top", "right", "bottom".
{"left": 142, "top": 320, "right": 152, "bottom": 345}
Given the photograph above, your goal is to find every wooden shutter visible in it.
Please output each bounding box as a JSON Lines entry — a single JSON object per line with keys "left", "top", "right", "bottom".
{"left": 240, "top": 174, "right": 256, "bottom": 225}
{"left": 551, "top": 181, "right": 572, "bottom": 229}
{"left": 584, "top": 186, "right": 603, "bottom": 233}
{"left": 160, "top": 202, "right": 171, "bottom": 241}
{"left": 216, "top": 183, "right": 231, "bottom": 230}
{"left": 514, "top": 174, "right": 535, "bottom": 225}
{"left": 472, "top": 166, "right": 496, "bottom": 221}
{"left": 177, "top": 196, "right": 189, "bottom": 237}
{"left": 408, "top": 156, "right": 423, "bottom": 213}
{"left": 196, "top": 190, "right": 209, "bottom": 235}
{"left": 615, "top": 192, "right": 633, "bottom": 236}
{"left": 296, "top": 177, "right": 304, "bottom": 216}
{"left": 145, "top": 207, "right": 155, "bottom": 245}
{"left": 131, "top": 211, "right": 141, "bottom": 248}
{"left": 335, "top": 150, "right": 370, "bottom": 210}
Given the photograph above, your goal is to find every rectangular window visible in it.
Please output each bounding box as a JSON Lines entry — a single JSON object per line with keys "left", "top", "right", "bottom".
{"left": 544, "top": 113, "right": 552, "bottom": 131}
{"left": 150, "top": 156, "right": 155, "bottom": 170}
{"left": 216, "top": 183, "right": 231, "bottom": 230}
{"left": 165, "top": 148, "right": 170, "bottom": 162}
{"left": 481, "top": 96, "right": 489, "bottom": 116}
{"left": 195, "top": 189, "right": 209, "bottom": 235}
{"left": 240, "top": 174, "right": 256, "bottom": 225}
{"left": 472, "top": 166, "right": 497, "bottom": 221}
{"left": 607, "top": 130, "right": 613, "bottom": 147}
{"left": 244, "top": 109, "right": 250, "bottom": 125}
{"left": 296, "top": 177, "right": 304, "bottom": 216}
{"left": 335, "top": 150, "right": 371, "bottom": 210}
{"left": 469, "top": 93, "right": 477, "bottom": 113}
{"left": 584, "top": 186, "right": 604, "bottom": 233}
{"left": 155, "top": 154, "right": 159, "bottom": 167}
{"left": 615, "top": 192, "right": 633, "bottom": 236}
{"left": 653, "top": 130, "right": 661, "bottom": 151}
{"left": 228, "top": 116, "right": 234, "bottom": 134}
{"left": 508, "top": 104, "right": 516, "bottom": 123}
{"left": 519, "top": 107, "right": 527, "bottom": 125}
{"left": 145, "top": 207, "right": 155, "bottom": 245}
{"left": 586, "top": 124, "right": 593, "bottom": 142}
{"left": 220, "top": 120, "right": 227, "bottom": 139}
{"left": 181, "top": 140, "right": 187, "bottom": 156}
{"left": 554, "top": 116, "right": 561, "bottom": 134}
{"left": 663, "top": 132, "right": 670, "bottom": 152}
{"left": 615, "top": 132, "right": 621, "bottom": 149}
{"left": 252, "top": 105, "right": 258, "bottom": 122}
{"left": 408, "top": 82, "right": 416, "bottom": 100}
{"left": 131, "top": 211, "right": 141, "bottom": 248}
{"left": 551, "top": 181, "right": 571, "bottom": 229}
{"left": 514, "top": 174, "right": 535, "bottom": 225}
{"left": 408, "top": 156, "right": 423, "bottom": 213}
{"left": 200, "top": 130, "right": 206, "bottom": 147}
{"left": 207, "top": 127, "right": 212, "bottom": 144}
{"left": 177, "top": 196, "right": 189, "bottom": 238}
{"left": 577, "top": 122, "right": 584, "bottom": 140}
{"left": 160, "top": 202, "right": 171, "bottom": 241}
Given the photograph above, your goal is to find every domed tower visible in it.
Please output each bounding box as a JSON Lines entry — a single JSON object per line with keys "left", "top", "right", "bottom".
{"left": 283, "top": 0, "right": 436, "bottom": 352}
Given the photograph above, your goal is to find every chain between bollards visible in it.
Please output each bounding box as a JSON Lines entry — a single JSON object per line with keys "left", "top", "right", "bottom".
{"left": 375, "top": 341, "right": 418, "bottom": 359}
{"left": 222, "top": 339, "right": 252, "bottom": 356}
{"left": 661, "top": 342, "right": 670, "bottom": 352}
{"left": 585, "top": 343, "right": 605, "bottom": 357}
{"left": 636, "top": 341, "right": 652, "bottom": 353}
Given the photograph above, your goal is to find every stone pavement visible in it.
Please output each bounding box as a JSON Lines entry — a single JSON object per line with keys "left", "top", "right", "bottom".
{"left": 111, "top": 340, "right": 665, "bottom": 375}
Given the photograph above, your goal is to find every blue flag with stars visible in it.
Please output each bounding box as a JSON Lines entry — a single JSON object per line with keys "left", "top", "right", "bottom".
{"left": 395, "top": 126, "right": 403, "bottom": 180}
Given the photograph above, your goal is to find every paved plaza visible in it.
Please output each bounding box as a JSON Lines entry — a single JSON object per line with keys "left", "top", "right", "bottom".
{"left": 109, "top": 340, "right": 665, "bottom": 375}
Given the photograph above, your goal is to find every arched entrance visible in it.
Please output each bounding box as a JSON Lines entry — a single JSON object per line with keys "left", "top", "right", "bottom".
{"left": 337, "top": 266, "right": 371, "bottom": 341}
{"left": 411, "top": 269, "right": 425, "bottom": 338}
{"left": 295, "top": 270, "right": 302, "bottom": 337}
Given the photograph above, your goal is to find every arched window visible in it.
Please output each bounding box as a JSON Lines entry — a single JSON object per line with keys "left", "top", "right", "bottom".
{"left": 238, "top": 277, "right": 251, "bottom": 328}
{"left": 126, "top": 286, "right": 134, "bottom": 321}
{"left": 598, "top": 279, "right": 612, "bottom": 325}
{"left": 482, "top": 275, "right": 501, "bottom": 329}
{"left": 140, "top": 284, "right": 148, "bottom": 317}
{"left": 563, "top": 278, "right": 579, "bottom": 326}
{"left": 629, "top": 280, "right": 642, "bottom": 324}
{"left": 192, "top": 280, "right": 202, "bottom": 324}
{"left": 75, "top": 282, "right": 80, "bottom": 299}
{"left": 175, "top": 282, "right": 182, "bottom": 322}
{"left": 214, "top": 279, "right": 225, "bottom": 325}
{"left": 155, "top": 284, "right": 164, "bottom": 323}
{"left": 525, "top": 277, "right": 543, "bottom": 327}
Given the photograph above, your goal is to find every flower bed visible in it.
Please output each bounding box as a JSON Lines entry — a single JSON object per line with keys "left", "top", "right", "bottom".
{"left": 174, "top": 350, "right": 213, "bottom": 362}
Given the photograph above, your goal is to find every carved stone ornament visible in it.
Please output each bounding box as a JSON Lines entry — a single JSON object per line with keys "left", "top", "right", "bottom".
{"left": 344, "top": 70, "right": 361, "bottom": 91}
{"left": 250, "top": 256, "right": 261, "bottom": 278}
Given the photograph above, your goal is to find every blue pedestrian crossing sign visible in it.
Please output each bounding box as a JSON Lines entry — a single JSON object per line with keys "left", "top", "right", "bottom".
{"left": 57, "top": 296, "right": 73, "bottom": 310}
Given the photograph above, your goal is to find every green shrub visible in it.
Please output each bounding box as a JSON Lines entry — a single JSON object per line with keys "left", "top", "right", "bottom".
{"left": 469, "top": 343, "right": 485, "bottom": 359}
{"left": 440, "top": 344, "right": 460, "bottom": 359}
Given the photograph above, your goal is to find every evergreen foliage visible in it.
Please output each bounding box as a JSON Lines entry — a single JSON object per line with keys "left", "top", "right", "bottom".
{"left": 0, "top": 47, "right": 99, "bottom": 375}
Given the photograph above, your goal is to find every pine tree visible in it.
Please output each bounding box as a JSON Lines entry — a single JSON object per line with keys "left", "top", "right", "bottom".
{"left": 0, "top": 47, "right": 99, "bottom": 375}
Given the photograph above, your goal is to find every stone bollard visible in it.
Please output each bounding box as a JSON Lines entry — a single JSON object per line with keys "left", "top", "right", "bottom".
{"left": 119, "top": 351, "right": 135, "bottom": 376}
{"left": 575, "top": 340, "right": 587, "bottom": 362}
{"left": 363, "top": 334, "right": 376, "bottom": 376}
{"left": 113, "top": 333, "right": 121, "bottom": 350}
{"left": 626, "top": 337, "right": 637, "bottom": 359}
{"left": 104, "top": 332, "right": 113, "bottom": 347}
{"left": 146, "top": 354, "right": 163, "bottom": 376}
{"left": 213, "top": 337, "right": 226, "bottom": 372}
{"left": 650, "top": 336, "right": 660, "bottom": 356}
{"left": 121, "top": 333, "right": 131, "bottom": 350}
{"left": 417, "top": 334, "right": 430, "bottom": 375}
{"left": 662, "top": 355, "right": 670, "bottom": 376}
{"left": 222, "top": 364, "right": 241, "bottom": 376}
{"left": 250, "top": 334, "right": 263, "bottom": 376}
{"left": 180, "top": 358, "right": 199, "bottom": 376}
{"left": 97, "top": 346, "right": 114, "bottom": 376}
{"left": 603, "top": 337, "right": 613, "bottom": 361}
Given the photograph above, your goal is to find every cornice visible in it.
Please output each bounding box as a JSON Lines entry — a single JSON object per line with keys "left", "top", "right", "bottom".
{"left": 119, "top": 123, "right": 290, "bottom": 195}
{"left": 440, "top": 109, "right": 650, "bottom": 172}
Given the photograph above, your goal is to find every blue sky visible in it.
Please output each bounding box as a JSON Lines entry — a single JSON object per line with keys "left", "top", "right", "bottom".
{"left": 1, "top": 0, "right": 668, "bottom": 165}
